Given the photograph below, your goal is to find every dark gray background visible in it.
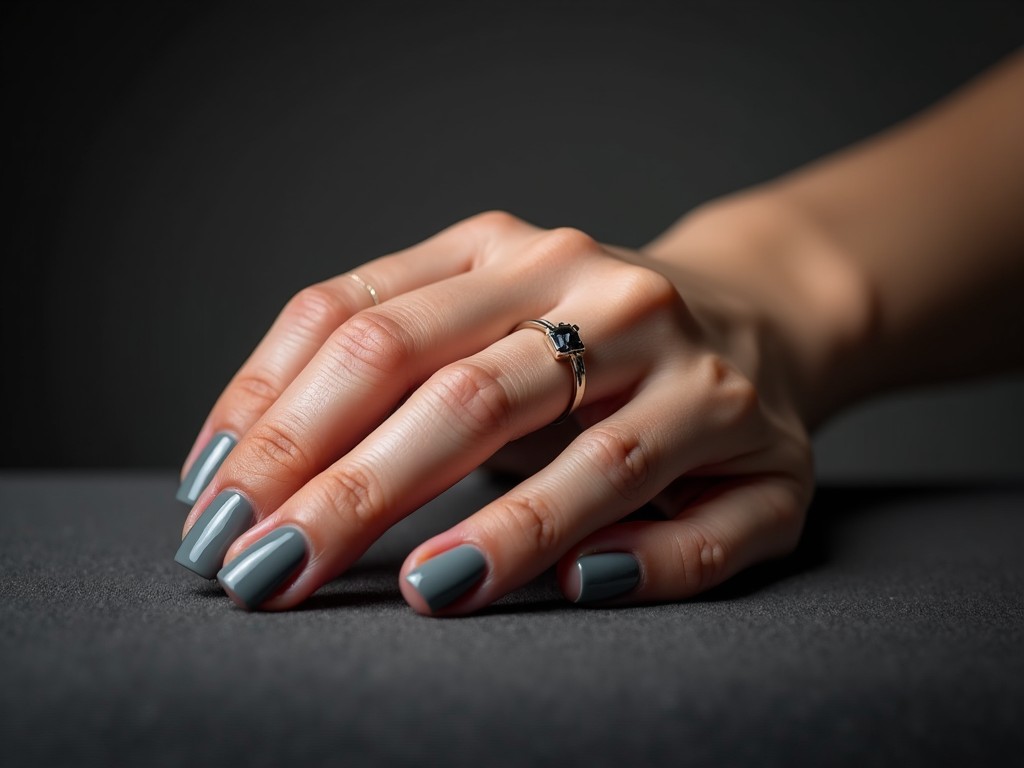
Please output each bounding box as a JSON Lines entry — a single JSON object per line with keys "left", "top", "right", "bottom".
{"left": 5, "top": 0, "right": 1023, "bottom": 478}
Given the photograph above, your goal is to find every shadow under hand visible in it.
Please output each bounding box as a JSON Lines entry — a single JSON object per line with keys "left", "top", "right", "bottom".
{"left": 190, "top": 582, "right": 227, "bottom": 599}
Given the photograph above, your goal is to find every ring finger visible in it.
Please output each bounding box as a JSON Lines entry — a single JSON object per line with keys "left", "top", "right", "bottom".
{"left": 212, "top": 297, "right": 654, "bottom": 609}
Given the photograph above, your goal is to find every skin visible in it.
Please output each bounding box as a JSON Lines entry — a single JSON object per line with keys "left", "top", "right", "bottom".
{"left": 181, "top": 51, "right": 1024, "bottom": 615}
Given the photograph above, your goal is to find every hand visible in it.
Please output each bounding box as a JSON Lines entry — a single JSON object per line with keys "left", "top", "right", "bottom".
{"left": 175, "top": 210, "right": 814, "bottom": 614}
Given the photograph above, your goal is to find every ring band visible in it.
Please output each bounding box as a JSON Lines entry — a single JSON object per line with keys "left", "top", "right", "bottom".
{"left": 514, "top": 319, "right": 586, "bottom": 424}
{"left": 348, "top": 273, "right": 380, "bottom": 306}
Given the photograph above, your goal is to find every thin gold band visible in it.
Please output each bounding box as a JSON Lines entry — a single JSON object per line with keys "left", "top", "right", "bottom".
{"left": 348, "top": 273, "right": 380, "bottom": 306}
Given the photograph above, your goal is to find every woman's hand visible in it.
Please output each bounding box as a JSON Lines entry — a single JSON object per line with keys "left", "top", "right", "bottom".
{"left": 175, "top": 53, "right": 1024, "bottom": 614}
{"left": 175, "top": 209, "right": 819, "bottom": 614}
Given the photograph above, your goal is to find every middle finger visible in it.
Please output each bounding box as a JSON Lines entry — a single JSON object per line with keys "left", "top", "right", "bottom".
{"left": 214, "top": 287, "right": 656, "bottom": 609}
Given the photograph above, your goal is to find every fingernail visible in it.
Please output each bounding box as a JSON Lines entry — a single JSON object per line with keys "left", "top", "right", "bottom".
{"left": 174, "top": 490, "right": 254, "bottom": 578}
{"left": 405, "top": 545, "right": 486, "bottom": 612}
{"left": 217, "top": 526, "right": 307, "bottom": 610}
{"left": 176, "top": 432, "right": 237, "bottom": 505}
{"left": 574, "top": 553, "right": 640, "bottom": 603}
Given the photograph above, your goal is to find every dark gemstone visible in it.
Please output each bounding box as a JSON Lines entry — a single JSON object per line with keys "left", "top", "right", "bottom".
{"left": 550, "top": 323, "right": 584, "bottom": 355}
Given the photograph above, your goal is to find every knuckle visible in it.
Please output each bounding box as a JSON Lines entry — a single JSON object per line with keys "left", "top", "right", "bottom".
{"left": 673, "top": 524, "right": 728, "bottom": 595}
{"left": 535, "top": 227, "right": 598, "bottom": 266}
{"left": 466, "top": 210, "right": 523, "bottom": 234}
{"left": 429, "top": 361, "right": 515, "bottom": 440}
{"left": 283, "top": 285, "right": 350, "bottom": 338}
{"left": 725, "top": 376, "right": 760, "bottom": 424}
{"left": 457, "top": 211, "right": 530, "bottom": 268}
{"left": 726, "top": 377, "right": 760, "bottom": 427}
{"left": 244, "top": 420, "right": 310, "bottom": 476}
{"left": 509, "top": 226, "right": 600, "bottom": 280}
{"left": 316, "top": 463, "right": 387, "bottom": 529}
{"left": 546, "top": 226, "right": 598, "bottom": 254}
{"left": 622, "top": 265, "right": 679, "bottom": 310}
{"left": 496, "top": 493, "right": 562, "bottom": 552}
{"left": 576, "top": 425, "right": 651, "bottom": 503}
{"left": 327, "top": 311, "right": 410, "bottom": 382}
{"left": 702, "top": 355, "right": 760, "bottom": 428}
{"left": 225, "top": 370, "right": 282, "bottom": 417}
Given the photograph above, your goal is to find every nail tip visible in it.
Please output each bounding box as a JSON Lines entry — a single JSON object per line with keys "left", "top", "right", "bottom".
{"left": 217, "top": 579, "right": 254, "bottom": 611}
{"left": 217, "top": 568, "right": 255, "bottom": 611}
{"left": 406, "top": 545, "right": 487, "bottom": 612}
{"left": 175, "top": 432, "right": 238, "bottom": 505}
{"left": 571, "top": 560, "right": 585, "bottom": 604}
{"left": 173, "top": 490, "right": 253, "bottom": 580}
{"left": 174, "top": 549, "right": 217, "bottom": 579}
{"left": 214, "top": 526, "right": 307, "bottom": 611}
{"left": 575, "top": 553, "right": 640, "bottom": 604}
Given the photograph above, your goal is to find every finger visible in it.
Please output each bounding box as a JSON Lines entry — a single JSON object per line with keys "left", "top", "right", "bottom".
{"left": 212, "top": 291, "right": 650, "bottom": 609}
{"left": 180, "top": 222, "right": 594, "bottom": 585}
{"left": 182, "top": 235, "right": 676, "bottom": 590}
{"left": 397, "top": 345, "right": 796, "bottom": 615}
{"left": 176, "top": 211, "right": 537, "bottom": 504}
{"left": 395, "top": 370, "right": 725, "bottom": 615}
{"left": 180, "top": 251, "right": 543, "bottom": 525}
{"left": 175, "top": 273, "right": 374, "bottom": 506}
{"left": 183, "top": 222, "right": 638, "bottom": 538}
{"left": 557, "top": 477, "right": 808, "bottom": 604}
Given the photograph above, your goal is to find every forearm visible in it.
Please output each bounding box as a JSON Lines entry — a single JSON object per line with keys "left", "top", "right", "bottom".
{"left": 648, "top": 51, "right": 1024, "bottom": 427}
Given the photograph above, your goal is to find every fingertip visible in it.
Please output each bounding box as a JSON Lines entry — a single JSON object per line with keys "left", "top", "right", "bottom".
{"left": 567, "top": 552, "right": 641, "bottom": 605}
{"left": 219, "top": 582, "right": 254, "bottom": 612}
{"left": 399, "top": 573, "right": 434, "bottom": 615}
{"left": 174, "top": 491, "right": 255, "bottom": 578}
{"left": 216, "top": 525, "right": 308, "bottom": 610}
{"left": 401, "top": 542, "right": 488, "bottom": 616}
{"left": 558, "top": 556, "right": 583, "bottom": 603}
{"left": 178, "top": 429, "right": 236, "bottom": 489}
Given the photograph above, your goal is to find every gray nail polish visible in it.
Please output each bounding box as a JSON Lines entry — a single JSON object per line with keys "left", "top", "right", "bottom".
{"left": 575, "top": 553, "right": 640, "bottom": 603}
{"left": 405, "top": 545, "right": 486, "bottom": 612}
{"left": 217, "top": 526, "right": 307, "bottom": 610}
{"left": 176, "top": 432, "right": 237, "bottom": 506}
{"left": 174, "top": 491, "right": 254, "bottom": 579}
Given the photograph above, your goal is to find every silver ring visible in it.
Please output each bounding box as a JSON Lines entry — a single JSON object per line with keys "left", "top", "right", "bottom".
{"left": 348, "top": 273, "right": 380, "bottom": 306}
{"left": 514, "top": 319, "right": 586, "bottom": 424}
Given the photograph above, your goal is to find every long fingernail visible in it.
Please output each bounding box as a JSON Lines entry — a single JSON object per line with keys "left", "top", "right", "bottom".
{"left": 217, "top": 526, "right": 307, "bottom": 610}
{"left": 176, "top": 432, "right": 237, "bottom": 505}
{"left": 174, "top": 490, "right": 254, "bottom": 578}
{"left": 405, "top": 545, "right": 486, "bottom": 612}
{"left": 574, "top": 553, "right": 640, "bottom": 603}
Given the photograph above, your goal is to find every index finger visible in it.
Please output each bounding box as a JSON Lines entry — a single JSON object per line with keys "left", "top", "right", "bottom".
{"left": 175, "top": 212, "right": 533, "bottom": 507}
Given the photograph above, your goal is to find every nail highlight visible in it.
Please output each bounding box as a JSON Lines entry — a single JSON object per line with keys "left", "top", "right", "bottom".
{"left": 176, "top": 432, "right": 237, "bottom": 506}
{"left": 574, "top": 553, "right": 640, "bottom": 603}
{"left": 217, "top": 526, "right": 307, "bottom": 610}
{"left": 405, "top": 545, "right": 486, "bottom": 612}
{"left": 174, "top": 490, "right": 254, "bottom": 579}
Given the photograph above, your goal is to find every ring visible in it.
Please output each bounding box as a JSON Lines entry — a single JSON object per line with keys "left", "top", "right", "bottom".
{"left": 514, "top": 319, "right": 586, "bottom": 424}
{"left": 348, "top": 273, "right": 380, "bottom": 306}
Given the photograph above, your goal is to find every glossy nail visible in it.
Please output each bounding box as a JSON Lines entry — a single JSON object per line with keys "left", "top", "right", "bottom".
{"left": 174, "top": 490, "right": 254, "bottom": 578}
{"left": 176, "top": 432, "right": 237, "bottom": 506}
{"left": 574, "top": 553, "right": 640, "bottom": 603}
{"left": 405, "top": 545, "right": 486, "bottom": 612}
{"left": 217, "top": 526, "right": 307, "bottom": 610}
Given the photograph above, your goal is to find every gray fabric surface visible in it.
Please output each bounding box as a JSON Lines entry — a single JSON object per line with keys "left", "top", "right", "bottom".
{"left": 1, "top": 472, "right": 1022, "bottom": 767}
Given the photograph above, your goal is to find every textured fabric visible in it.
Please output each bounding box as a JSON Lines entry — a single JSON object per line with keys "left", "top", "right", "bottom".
{"left": 1, "top": 473, "right": 1022, "bottom": 767}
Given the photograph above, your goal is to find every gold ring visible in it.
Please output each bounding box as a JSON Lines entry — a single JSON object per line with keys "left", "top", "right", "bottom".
{"left": 513, "top": 319, "right": 586, "bottom": 424}
{"left": 348, "top": 273, "right": 380, "bottom": 306}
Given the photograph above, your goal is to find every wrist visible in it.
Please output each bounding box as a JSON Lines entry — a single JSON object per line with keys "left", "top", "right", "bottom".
{"left": 645, "top": 190, "right": 877, "bottom": 429}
